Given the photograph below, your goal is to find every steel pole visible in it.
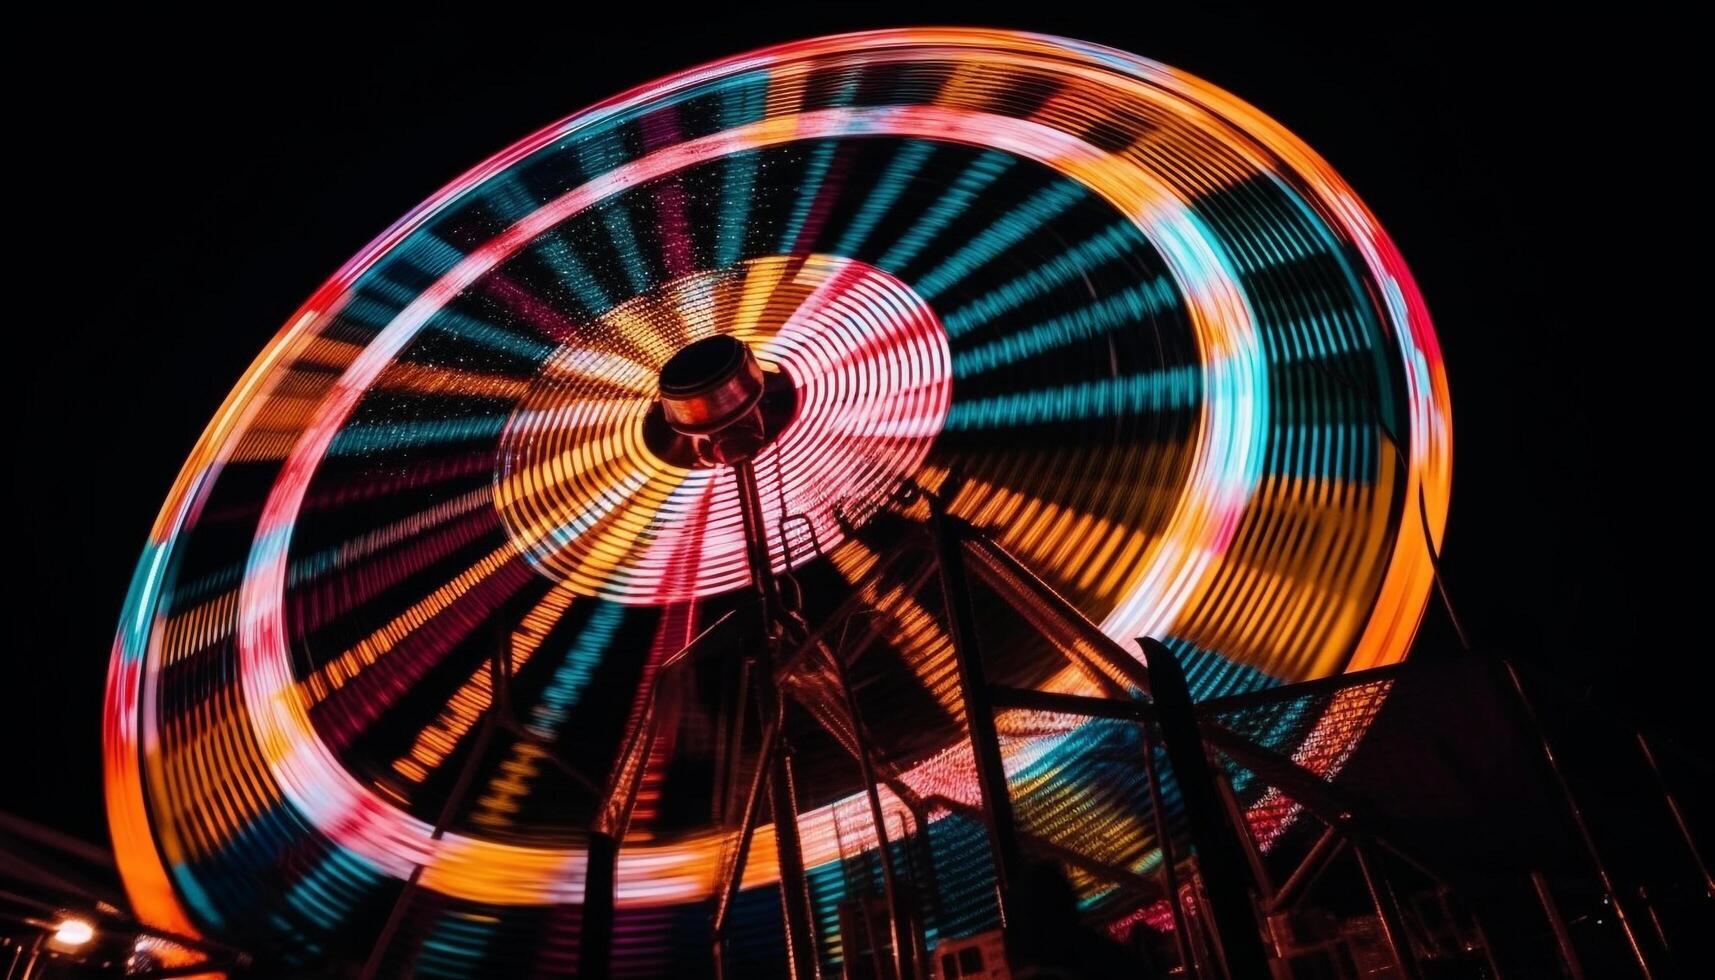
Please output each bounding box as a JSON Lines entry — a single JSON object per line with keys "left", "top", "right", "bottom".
{"left": 1138, "top": 637, "right": 1271, "bottom": 980}
{"left": 732, "top": 457, "right": 819, "bottom": 980}
{"left": 931, "top": 510, "right": 1024, "bottom": 931}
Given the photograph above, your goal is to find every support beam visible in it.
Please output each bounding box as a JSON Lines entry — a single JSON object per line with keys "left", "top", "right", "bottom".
{"left": 1353, "top": 842, "right": 1421, "bottom": 980}
{"left": 1267, "top": 827, "right": 1343, "bottom": 914}
{"left": 1635, "top": 730, "right": 1713, "bottom": 897}
{"left": 585, "top": 611, "right": 735, "bottom": 980}
{"left": 827, "top": 642, "right": 915, "bottom": 980}
{"left": 962, "top": 532, "right": 1152, "bottom": 695}
{"left": 1530, "top": 871, "right": 1586, "bottom": 980}
{"left": 1139, "top": 718, "right": 1196, "bottom": 971}
{"left": 1196, "top": 721, "right": 1367, "bottom": 835}
{"left": 712, "top": 702, "right": 784, "bottom": 961}
{"left": 1138, "top": 637, "right": 1272, "bottom": 980}
{"left": 931, "top": 508, "right": 1025, "bottom": 932}
{"left": 579, "top": 832, "right": 618, "bottom": 980}
{"left": 1215, "top": 767, "right": 1273, "bottom": 901}
{"left": 732, "top": 457, "right": 818, "bottom": 980}
{"left": 768, "top": 742, "right": 818, "bottom": 980}
{"left": 1502, "top": 660, "right": 1655, "bottom": 979}
{"left": 360, "top": 704, "right": 501, "bottom": 980}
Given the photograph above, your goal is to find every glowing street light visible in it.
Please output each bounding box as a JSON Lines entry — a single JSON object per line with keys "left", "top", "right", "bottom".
{"left": 51, "top": 917, "right": 95, "bottom": 947}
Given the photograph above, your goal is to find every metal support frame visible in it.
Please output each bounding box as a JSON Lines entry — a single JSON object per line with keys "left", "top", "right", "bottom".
{"left": 207, "top": 333, "right": 1690, "bottom": 980}
{"left": 1200, "top": 676, "right": 1533, "bottom": 980}
{"left": 929, "top": 505, "right": 1025, "bottom": 934}
{"left": 582, "top": 472, "right": 1545, "bottom": 980}
{"left": 579, "top": 831, "right": 619, "bottom": 978}
{"left": 1139, "top": 719, "right": 1197, "bottom": 972}
{"left": 1531, "top": 870, "right": 1587, "bottom": 980}
{"left": 1139, "top": 638, "right": 1273, "bottom": 980}
{"left": 354, "top": 619, "right": 629, "bottom": 980}
{"left": 961, "top": 531, "right": 1152, "bottom": 695}
{"left": 933, "top": 510, "right": 1268, "bottom": 978}
{"left": 1635, "top": 730, "right": 1713, "bottom": 898}
{"left": 1502, "top": 659, "right": 1657, "bottom": 979}
{"left": 360, "top": 715, "right": 499, "bottom": 978}
{"left": 731, "top": 457, "right": 819, "bottom": 980}
{"left": 825, "top": 640, "right": 915, "bottom": 980}
{"left": 1353, "top": 841, "right": 1421, "bottom": 980}
{"left": 581, "top": 611, "right": 734, "bottom": 980}
{"left": 587, "top": 450, "right": 827, "bottom": 980}
{"left": 988, "top": 664, "right": 1198, "bottom": 967}
{"left": 1215, "top": 767, "right": 1273, "bottom": 900}
{"left": 711, "top": 696, "right": 785, "bottom": 976}
{"left": 1196, "top": 722, "right": 1368, "bottom": 836}
{"left": 706, "top": 535, "right": 933, "bottom": 980}
{"left": 957, "top": 526, "right": 1215, "bottom": 974}
{"left": 707, "top": 496, "right": 1518, "bottom": 980}
{"left": 360, "top": 634, "right": 512, "bottom": 980}
{"left": 939, "top": 513, "right": 1253, "bottom": 977}
{"left": 1267, "top": 827, "right": 1344, "bottom": 915}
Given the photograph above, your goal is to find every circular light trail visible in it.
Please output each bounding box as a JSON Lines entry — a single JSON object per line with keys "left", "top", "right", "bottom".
{"left": 104, "top": 29, "right": 1450, "bottom": 976}
{"left": 494, "top": 254, "right": 951, "bottom": 603}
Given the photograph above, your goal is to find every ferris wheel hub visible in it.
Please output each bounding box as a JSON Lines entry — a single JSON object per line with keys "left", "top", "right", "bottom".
{"left": 658, "top": 335, "right": 764, "bottom": 434}
{"left": 657, "top": 334, "right": 772, "bottom": 463}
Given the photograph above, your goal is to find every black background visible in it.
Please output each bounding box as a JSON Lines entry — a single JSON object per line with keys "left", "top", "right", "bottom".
{"left": 8, "top": 5, "right": 1694, "bottom": 847}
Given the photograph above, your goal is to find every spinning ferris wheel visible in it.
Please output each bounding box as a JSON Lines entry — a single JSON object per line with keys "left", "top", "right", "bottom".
{"left": 103, "top": 28, "right": 1450, "bottom": 978}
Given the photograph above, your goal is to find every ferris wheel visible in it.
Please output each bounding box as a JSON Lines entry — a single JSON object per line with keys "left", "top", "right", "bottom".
{"left": 103, "top": 28, "right": 1450, "bottom": 978}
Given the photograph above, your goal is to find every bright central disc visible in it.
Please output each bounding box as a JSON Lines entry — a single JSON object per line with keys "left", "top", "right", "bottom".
{"left": 493, "top": 253, "right": 951, "bottom": 603}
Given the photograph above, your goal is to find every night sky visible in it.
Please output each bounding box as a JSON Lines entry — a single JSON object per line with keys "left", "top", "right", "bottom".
{"left": 9, "top": 6, "right": 1693, "bottom": 850}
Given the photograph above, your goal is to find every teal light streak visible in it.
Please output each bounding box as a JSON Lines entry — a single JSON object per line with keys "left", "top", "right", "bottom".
{"left": 1164, "top": 636, "right": 1278, "bottom": 702}
{"left": 952, "top": 275, "right": 1179, "bottom": 378}
{"left": 165, "top": 560, "right": 242, "bottom": 611}
{"left": 417, "top": 912, "right": 499, "bottom": 979}
{"left": 877, "top": 151, "right": 1013, "bottom": 273}
{"left": 1266, "top": 422, "right": 1376, "bottom": 481}
{"left": 943, "top": 365, "right": 1199, "bottom": 431}
{"left": 423, "top": 309, "right": 557, "bottom": 361}
{"left": 779, "top": 76, "right": 861, "bottom": 253}
{"left": 716, "top": 151, "right": 761, "bottom": 269}
{"left": 531, "top": 229, "right": 614, "bottom": 316}
{"left": 170, "top": 862, "right": 225, "bottom": 931}
{"left": 715, "top": 75, "right": 768, "bottom": 268}
{"left": 334, "top": 231, "right": 467, "bottom": 339}
{"left": 524, "top": 602, "right": 626, "bottom": 739}
{"left": 282, "top": 849, "right": 382, "bottom": 932}
{"left": 914, "top": 179, "right": 1088, "bottom": 298}
{"left": 358, "top": 274, "right": 418, "bottom": 308}
{"left": 1271, "top": 174, "right": 1398, "bottom": 426}
{"left": 806, "top": 859, "right": 853, "bottom": 972}
{"left": 480, "top": 175, "right": 539, "bottom": 224}
{"left": 577, "top": 132, "right": 651, "bottom": 295}
{"left": 340, "top": 296, "right": 407, "bottom": 329}
{"left": 1202, "top": 195, "right": 1325, "bottom": 276}
{"left": 778, "top": 139, "right": 839, "bottom": 252}
{"left": 340, "top": 295, "right": 553, "bottom": 362}
{"left": 327, "top": 415, "right": 508, "bottom": 457}
{"left": 373, "top": 230, "right": 466, "bottom": 282}
{"left": 1191, "top": 175, "right": 1382, "bottom": 484}
{"left": 121, "top": 542, "right": 171, "bottom": 661}
{"left": 832, "top": 141, "right": 935, "bottom": 258}
{"left": 922, "top": 815, "right": 1000, "bottom": 939}
{"left": 941, "top": 221, "right": 1148, "bottom": 337}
